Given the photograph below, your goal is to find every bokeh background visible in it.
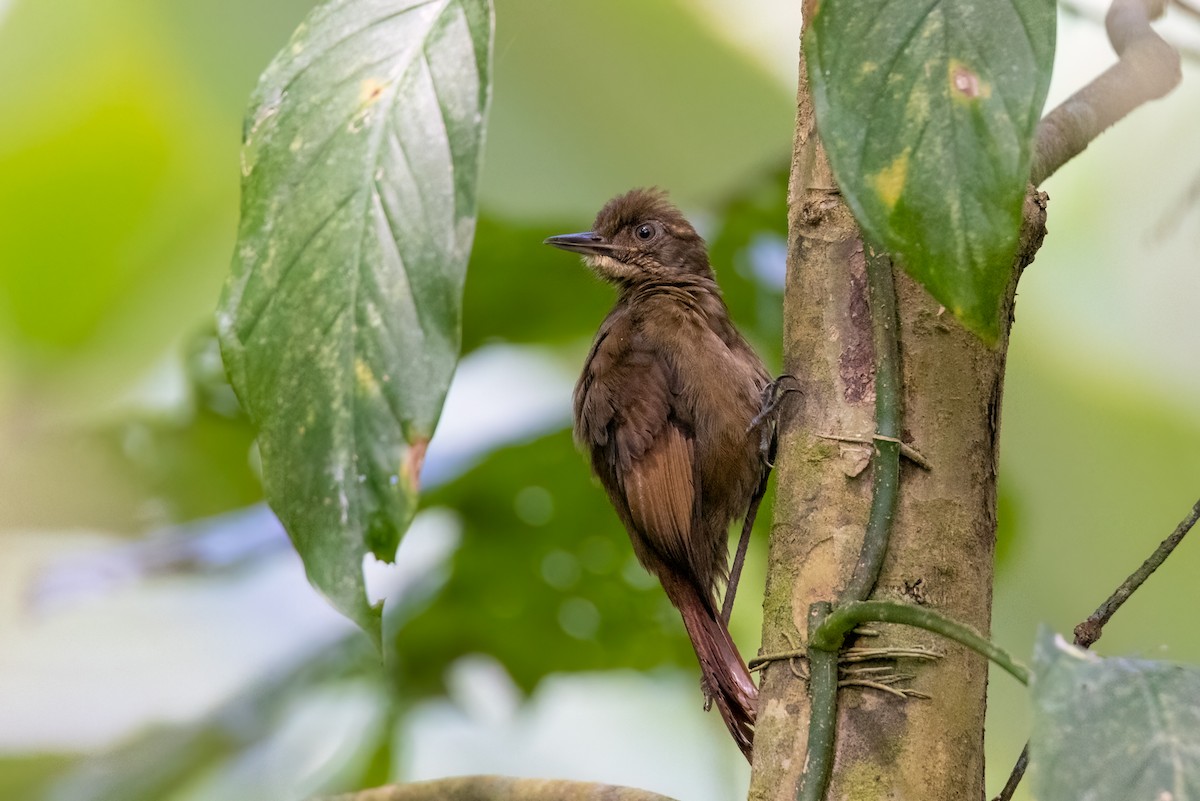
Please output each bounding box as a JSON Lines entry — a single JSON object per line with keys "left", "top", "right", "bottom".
{"left": 1, "top": 0, "right": 1198, "bottom": 799}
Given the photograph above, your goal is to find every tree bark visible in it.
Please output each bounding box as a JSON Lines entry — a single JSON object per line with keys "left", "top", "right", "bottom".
{"left": 748, "top": 41, "right": 1048, "bottom": 801}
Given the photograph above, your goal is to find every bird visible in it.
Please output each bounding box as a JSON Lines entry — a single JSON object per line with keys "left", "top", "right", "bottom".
{"left": 544, "top": 188, "right": 771, "bottom": 760}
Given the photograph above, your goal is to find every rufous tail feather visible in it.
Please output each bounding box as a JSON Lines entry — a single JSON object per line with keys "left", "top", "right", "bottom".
{"left": 662, "top": 570, "right": 757, "bottom": 760}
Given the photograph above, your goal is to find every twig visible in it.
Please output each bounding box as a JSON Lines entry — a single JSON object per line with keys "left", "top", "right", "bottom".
{"left": 993, "top": 745, "right": 1030, "bottom": 801}
{"left": 1032, "top": 0, "right": 1182, "bottom": 185}
{"left": 751, "top": 630, "right": 809, "bottom": 679}
{"left": 838, "top": 645, "right": 941, "bottom": 663}
{"left": 1075, "top": 496, "right": 1200, "bottom": 647}
{"left": 722, "top": 478, "right": 766, "bottom": 623}
{"left": 991, "top": 495, "right": 1200, "bottom": 801}
{"left": 839, "top": 678, "right": 930, "bottom": 699}
{"left": 816, "top": 433, "right": 932, "bottom": 470}
{"left": 724, "top": 377, "right": 795, "bottom": 621}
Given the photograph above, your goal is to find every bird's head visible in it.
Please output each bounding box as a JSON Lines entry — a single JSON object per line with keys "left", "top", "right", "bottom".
{"left": 543, "top": 188, "right": 712, "bottom": 285}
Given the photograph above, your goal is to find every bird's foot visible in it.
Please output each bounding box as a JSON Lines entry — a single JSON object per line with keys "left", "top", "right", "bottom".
{"left": 750, "top": 374, "right": 801, "bottom": 467}
{"left": 751, "top": 374, "right": 800, "bottom": 429}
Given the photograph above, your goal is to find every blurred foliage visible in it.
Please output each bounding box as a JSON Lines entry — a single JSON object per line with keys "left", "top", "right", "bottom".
{"left": 0, "top": 329, "right": 261, "bottom": 532}
{"left": 0, "top": 755, "right": 74, "bottom": 801}
{"left": 463, "top": 164, "right": 787, "bottom": 362}
{"left": 0, "top": 0, "right": 793, "bottom": 787}
{"left": 106, "top": 330, "right": 263, "bottom": 524}
{"left": 461, "top": 216, "right": 612, "bottom": 353}
{"left": 400, "top": 429, "right": 696, "bottom": 697}
{"left": 479, "top": 0, "right": 793, "bottom": 219}
{"left": 43, "top": 638, "right": 387, "bottom": 801}
{"left": 0, "top": 0, "right": 238, "bottom": 397}
{"left": 0, "top": 0, "right": 1197, "bottom": 800}
{"left": 4, "top": 176, "right": 787, "bottom": 801}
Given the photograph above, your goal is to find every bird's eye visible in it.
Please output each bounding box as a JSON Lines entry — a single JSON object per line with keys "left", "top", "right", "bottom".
{"left": 635, "top": 223, "right": 655, "bottom": 241}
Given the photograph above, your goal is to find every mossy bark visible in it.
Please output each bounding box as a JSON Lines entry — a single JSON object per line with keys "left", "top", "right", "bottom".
{"left": 748, "top": 42, "right": 1048, "bottom": 801}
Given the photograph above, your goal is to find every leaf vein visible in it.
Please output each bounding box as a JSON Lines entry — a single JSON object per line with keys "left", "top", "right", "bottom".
{"left": 238, "top": 188, "right": 360, "bottom": 344}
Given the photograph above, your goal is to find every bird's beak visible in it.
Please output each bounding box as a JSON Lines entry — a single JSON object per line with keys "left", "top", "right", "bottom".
{"left": 543, "top": 231, "right": 614, "bottom": 256}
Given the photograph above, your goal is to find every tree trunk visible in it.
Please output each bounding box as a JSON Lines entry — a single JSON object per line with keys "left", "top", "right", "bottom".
{"left": 748, "top": 42, "right": 1047, "bottom": 801}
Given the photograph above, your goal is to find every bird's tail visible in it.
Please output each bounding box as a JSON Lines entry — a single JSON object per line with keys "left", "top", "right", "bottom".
{"left": 661, "top": 570, "right": 757, "bottom": 760}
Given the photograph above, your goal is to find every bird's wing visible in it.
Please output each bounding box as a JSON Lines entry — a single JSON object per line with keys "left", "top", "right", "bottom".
{"left": 623, "top": 421, "right": 695, "bottom": 573}
{"left": 575, "top": 316, "right": 699, "bottom": 576}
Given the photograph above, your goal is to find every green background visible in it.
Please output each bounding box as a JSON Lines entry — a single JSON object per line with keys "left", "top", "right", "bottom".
{"left": 0, "top": 1, "right": 1198, "bottom": 799}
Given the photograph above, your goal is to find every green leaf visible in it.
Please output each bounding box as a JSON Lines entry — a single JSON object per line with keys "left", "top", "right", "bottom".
{"left": 1030, "top": 629, "right": 1200, "bottom": 801}
{"left": 217, "top": 0, "right": 494, "bottom": 646}
{"left": 806, "top": 0, "right": 1055, "bottom": 342}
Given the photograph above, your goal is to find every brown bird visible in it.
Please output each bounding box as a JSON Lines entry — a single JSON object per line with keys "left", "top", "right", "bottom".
{"left": 544, "top": 188, "right": 770, "bottom": 760}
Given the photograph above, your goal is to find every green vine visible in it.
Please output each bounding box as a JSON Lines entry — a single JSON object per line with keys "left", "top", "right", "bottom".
{"left": 795, "top": 603, "right": 838, "bottom": 801}
{"left": 812, "top": 600, "right": 1029, "bottom": 685}
{"left": 839, "top": 246, "right": 902, "bottom": 606}
{"left": 795, "top": 247, "right": 903, "bottom": 801}
{"left": 793, "top": 247, "right": 1034, "bottom": 801}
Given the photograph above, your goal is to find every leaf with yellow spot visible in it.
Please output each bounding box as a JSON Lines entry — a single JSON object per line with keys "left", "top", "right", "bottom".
{"left": 217, "top": 0, "right": 494, "bottom": 648}
{"left": 870, "top": 149, "right": 910, "bottom": 211}
{"left": 806, "top": 0, "right": 1055, "bottom": 342}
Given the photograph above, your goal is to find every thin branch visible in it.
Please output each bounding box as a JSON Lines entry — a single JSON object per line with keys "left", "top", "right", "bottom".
{"left": 1032, "top": 0, "right": 1182, "bottom": 185}
{"left": 315, "top": 777, "right": 680, "bottom": 801}
{"left": 1074, "top": 496, "right": 1200, "bottom": 647}
{"left": 993, "top": 745, "right": 1030, "bottom": 801}
{"left": 723, "top": 465, "right": 769, "bottom": 622}
{"left": 991, "top": 495, "right": 1200, "bottom": 801}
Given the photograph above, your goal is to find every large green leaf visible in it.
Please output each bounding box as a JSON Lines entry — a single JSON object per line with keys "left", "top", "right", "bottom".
{"left": 217, "top": 0, "right": 494, "bottom": 646}
{"left": 806, "top": 0, "right": 1055, "bottom": 342}
{"left": 1029, "top": 630, "right": 1200, "bottom": 800}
